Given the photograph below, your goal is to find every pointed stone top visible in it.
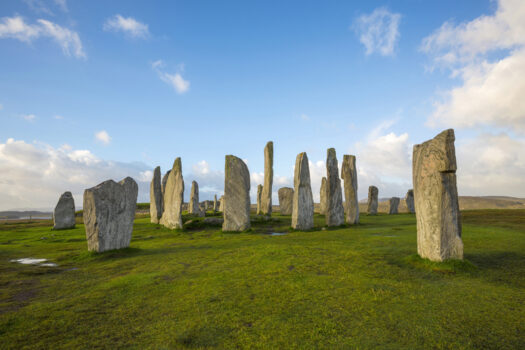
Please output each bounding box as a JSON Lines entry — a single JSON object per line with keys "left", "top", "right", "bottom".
{"left": 172, "top": 157, "right": 182, "bottom": 172}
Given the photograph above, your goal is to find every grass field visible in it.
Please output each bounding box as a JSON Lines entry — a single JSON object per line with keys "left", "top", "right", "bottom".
{"left": 1, "top": 210, "right": 524, "bottom": 349}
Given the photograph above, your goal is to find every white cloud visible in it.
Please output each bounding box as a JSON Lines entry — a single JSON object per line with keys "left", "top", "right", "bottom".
{"left": 54, "top": 0, "right": 67, "bottom": 12}
{"left": 0, "top": 139, "right": 151, "bottom": 210}
{"left": 95, "top": 130, "right": 111, "bottom": 145}
{"left": 422, "top": 0, "right": 525, "bottom": 133}
{"left": 353, "top": 7, "right": 401, "bottom": 56}
{"left": 152, "top": 60, "right": 190, "bottom": 94}
{"left": 23, "top": 0, "right": 54, "bottom": 16}
{"left": 0, "top": 16, "right": 85, "bottom": 58}
{"left": 21, "top": 114, "right": 36, "bottom": 121}
{"left": 104, "top": 14, "right": 149, "bottom": 39}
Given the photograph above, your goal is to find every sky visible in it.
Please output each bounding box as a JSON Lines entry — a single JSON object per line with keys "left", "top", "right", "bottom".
{"left": 1, "top": 0, "right": 525, "bottom": 210}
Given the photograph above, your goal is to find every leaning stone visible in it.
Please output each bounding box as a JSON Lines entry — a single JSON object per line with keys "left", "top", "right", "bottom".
{"left": 319, "top": 177, "right": 327, "bottom": 214}
{"left": 160, "top": 158, "right": 184, "bottom": 229}
{"left": 389, "top": 197, "right": 400, "bottom": 214}
{"left": 291, "top": 152, "right": 314, "bottom": 230}
{"left": 405, "top": 189, "right": 415, "bottom": 213}
{"left": 260, "top": 141, "right": 273, "bottom": 215}
{"left": 188, "top": 181, "right": 204, "bottom": 217}
{"left": 278, "top": 187, "right": 294, "bottom": 215}
{"left": 150, "top": 166, "right": 163, "bottom": 223}
{"left": 341, "top": 155, "right": 359, "bottom": 224}
{"left": 53, "top": 191, "right": 75, "bottom": 229}
{"left": 222, "top": 155, "right": 251, "bottom": 231}
{"left": 368, "top": 186, "right": 378, "bottom": 215}
{"left": 326, "top": 148, "right": 344, "bottom": 226}
{"left": 413, "top": 129, "right": 463, "bottom": 261}
{"left": 256, "top": 184, "right": 263, "bottom": 215}
{"left": 161, "top": 170, "right": 171, "bottom": 198}
{"left": 83, "top": 177, "right": 138, "bottom": 252}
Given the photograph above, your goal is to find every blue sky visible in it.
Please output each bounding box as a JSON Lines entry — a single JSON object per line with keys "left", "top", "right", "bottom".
{"left": 1, "top": 0, "right": 524, "bottom": 210}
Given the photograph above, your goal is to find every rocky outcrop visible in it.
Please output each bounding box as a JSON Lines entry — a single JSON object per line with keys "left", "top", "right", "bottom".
{"left": 278, "top": 187, "right": 294, "bottom": 215}
{"left": 341, "top": 155, "right": 359, "bottom": 224}
{"left": 222, "top": 155, "right": 251, "bottom": 231}
{"left": 368, "top": 186, "right": 378, "bottom": 215}
{"left": 83, "top": 177, "right": 138, "bottom": 252}
{"left": 326, "top": 148, "right": 344, "bottom": 226}
{"left": 53, "top": 191, "right": 76, "bottom": 229}
{"left": 160, "top": 158, "right": 184, "bottom": 229}
{"left": 292, "top": 152, "right": 314, "bottom": 230}
{"left": 150, "top": 166, "right": 163, "bottom": 223}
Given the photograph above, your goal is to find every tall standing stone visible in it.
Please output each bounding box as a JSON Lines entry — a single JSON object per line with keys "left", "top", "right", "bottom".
{"left": 189, "top": 180, "right": 204, "bottom": 217}
{"left": 413, "top": 129, "right": 463, "bottom": 261}
{"left": 161, "top": 170, "right": 171, "bottom": 198}
{"left": 292, "top": 152, "right": 314, "bottom": 230}
{"left": 83, "top": 177, "right": 138, "bottom": 252}
{"left": 278, "top": 187, "right": 294, "bottom": 215}
{"left": 405, "top": 189, "right": 415, "bottom": 213}
{"left": 260, "top": 141, "right": 273, "bottom": 215}
{"left": 53, "top": 191, "right": 76, "bottom": 229}
{"left": 160, "top": 158, "right": 184, "bottom": 229}
{"left": 319, "top": 177, "right": 327, "bottom": 214}
{"left": 326, "top": 148, "right": 344, "bottom": 226}
{"left": 368, "top": 186, "right": 378, "bottom": 215}
{"left": 219, "top": 195, "right": 224, "bottom": 212}
{"left": 150, "top": 166, "right": 163, "bottom": 223}
{"left": 389, "top": 197, "right": 400, "bottom": 214}
{"left": 256, "top": 184, "right": 263, "bottom": 215}
{"left": 222, "top": 155, "right": 251, "bottom": 231}
{"left": 341, "top": 155, "right": 359, "bottom": 224}
{"left": 213, "top": 195, "right": 218, "bottom": 212}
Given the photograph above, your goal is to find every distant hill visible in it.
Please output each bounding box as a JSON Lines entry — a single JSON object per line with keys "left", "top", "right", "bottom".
{"left": 0, "top": 211, "right": 52, "bottom": 219}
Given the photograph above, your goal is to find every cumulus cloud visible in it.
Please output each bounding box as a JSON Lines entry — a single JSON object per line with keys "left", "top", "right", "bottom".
{"left": 151, "top": 60, "right": 190, "bottom": 94}
{"left": 0, "top": 16, "right": 85, "bottom": 58}
{"left": 422, "top": 0, "right": 525, "bottom": 133}
{"left": 94, "top": 130, "right": 111, "bottom": 145}
{"left": 104, "top": 14, "right": 149, "bottom": 39}
{"left": 0, "top": 139, "right": 151, "bottom": 210}
{"left": 353, "top": 7, "right": 401, "bottom": 56}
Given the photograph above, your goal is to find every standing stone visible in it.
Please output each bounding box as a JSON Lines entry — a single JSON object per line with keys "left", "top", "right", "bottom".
{"left": 260, "top": 141, "right": 273, "bottom": 215}
{"left": 256, "top": 184, "right": 263, "bottom": 215}
{"left": 160, "top": 158, "right": 184, "bottom": 229}
{"left": 150, "top": 166, "right": 163, "bottom": 224}
{"left": 341, "top": 155, "right": 359, "bottom": 224}
{"left": 213, "top": 195, "right": 218, "bottom": 212}
{"left": 319, "top": 177, "right": 327, "bottom": 214}
{"left": 413, "top": 129, "right": 463, "bottom": 261}
{"left": 189, "top": 180, "right": 204, "bottom": 217}
{"left": 389, "top": 197, "right": 400, "bottom": 214}
{"left": 53, "top": 191, "right": 75, "bottom": 229}
{"left": 83, "top": 177, "right": 138, "bottom": 252}
{"left": 405, "top": 189, "right": 415, "bottom": 213}
{"left": 368, "top": 186, "right": 378, "bottom": 215}
{"left": 161, "top": 170, "right": 171, "bottom": 198}
{"left": 326, "top": 148, "right": 344, "bottom": 226}
{"left": 292, "top": 152, "right": 314, "bottom": 230}
{"left": 278, "top": 187, "right": 294, "bottom": 215}
{"left": 222, "top": 155, "right": 251, "bottom": 231}
{"left": 219, "top": 195, "right": 224, "bottom": 212}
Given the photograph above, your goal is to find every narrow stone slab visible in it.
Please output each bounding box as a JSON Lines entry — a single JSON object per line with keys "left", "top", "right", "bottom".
{"left": 260, "top": 141, "right": 273, "bottom": 215}
{"left": 213, "top": 195, "right": 218, "bottom": 212}
{"left": 256, "top": 184, "right": 263, "bottom": 215}
{"left": 319, "top": 177, "right": 327, "bottom": 214}
{"left": 83, "top": 177, "right": 138, "bottom": 252}
{"left": 389, "top": 197, "right": 400, "bottom": 214}
{"left": 53, "top": 191, "right": 75, "bottom": 229}
{"left": 405, "top": 189, "right": 415, "bottom": 213}
{"left": 189, "top": 180, "right": 204, "bottom": 217}
{"left": 292, "top": 152, "right": 314, "bottom": 230}
{"left": 222, "top": 155, "right": 251, "bottom": 231}
{"left": 160, "top": 158, "right": 184, "bottom": 229}
{"left": 326, "top": 148, "right": 344, "bottom": 226}
{"left": 161, "top": 170, "right": 171, "bottom": 198}
{"left": 413, "top": 129, "right": 463, "bottom": 261}
{"left": 368, "top": 186, "right": 378, "bottom": 215}
{"left": 150, "top": 166, "right": 163, "bottom": 223}
{"left": 278, "top": 187, "right": 294, "bottom": 215}
{"left": 341, "top": 155, "right": 359, "bottom": 224}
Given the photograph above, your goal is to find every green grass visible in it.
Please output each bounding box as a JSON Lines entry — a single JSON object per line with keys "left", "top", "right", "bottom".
{"left": 0, "top": 210, "right": 524, "bottom": 349}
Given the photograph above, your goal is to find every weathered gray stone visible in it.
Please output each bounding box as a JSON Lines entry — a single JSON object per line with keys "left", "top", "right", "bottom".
{"left": 256, "top": 184, "right": 263, "bottom": 215}
{"left": 413, "top": 129, "right": 463, "bottom": 261}
{"left": 406, "top": 189, "right": 415, "bottom": 213}
{"left": 341, "top": 155, "right": 359, "bottom": 224}
{"left": 204, "top": 217, "right": 224, "bottom": 225}
{"left": 213, "top": 195, "right": 218, "bottom": 212}
{"left": 368, "top": 186, "right": 378, "bottom": 215}
{"left": 83, "top": 177, "right": 138, "bottom": 252}
{"left": 53, "top": 191, "right": 75, "bottom": 229}
{"left": 326, "top": 148, "right": 344, "bottom": 226}
{"left": 222, "top": 155, "right": 251, "bottom": 231}
{"left": 160, "top": 158, "right": 184, "bottom": 229}
{"left": 278, "top": 187, "right": 294, "bottom": 215}
{"left": 150, "top": 166, "right": 163, "bottom": 223}
{"left": 389, "top": 197, "right": 400, "bottom": 214}
{"left": 161, "top": 170, "right": 171, "bottom": 198}
{"left": 219, "top": 195, "right": 224, "bottom": 212}
{"left": 292, "top": 152, "right": 314, "bottom": 230}
{"left": 319, "top": 177, "right": 327, "bottom": 214}
{"left": 260, "top": 141, "right": 273, "bottom": 215}
{"left": 189, "top": 181, "right": 204, "bottom": 217}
